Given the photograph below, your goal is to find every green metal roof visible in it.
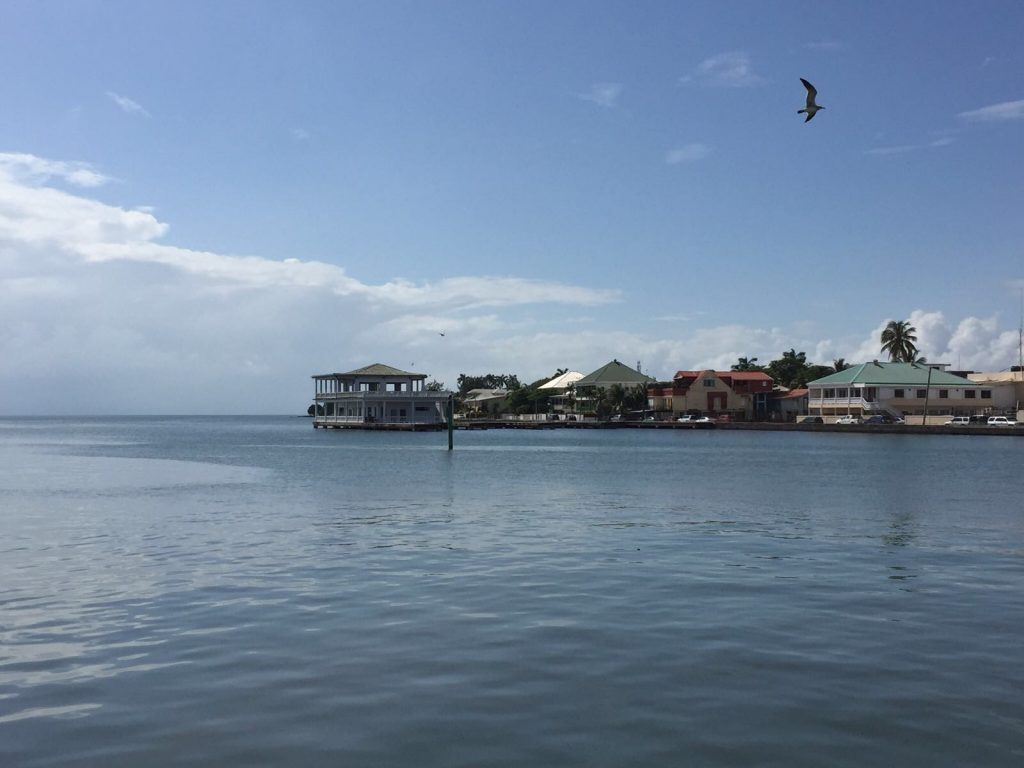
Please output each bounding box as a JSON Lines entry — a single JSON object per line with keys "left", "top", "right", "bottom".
{"left": 576, "top": 359, "right": 656, "bottom": 386}
{"left": 313, "top": 363, "right": 425, "bottom": 379}
{"left": 808, "top": 362, "right": 981, "bottom": 387}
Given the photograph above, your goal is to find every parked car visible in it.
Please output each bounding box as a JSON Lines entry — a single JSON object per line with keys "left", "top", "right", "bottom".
{"left": 695, "top": 416, "right": 714, "bottom": 423}
{"left": 798, "top": 416, "right": 823, "bottom": 424}
{"left": 864, "top": 415, "right": 903, "bottom": 425}
{"left": 944, "top": 416, "right": 970, "bottom": 426}
{"left": 987, "top": 416, "right": 1018, "bottom": 426}
{"left": 835, "top": 415, "right": 862, "bottom": 425}
{"left": 676, "top": 414, "right": 696, "bottom": 423}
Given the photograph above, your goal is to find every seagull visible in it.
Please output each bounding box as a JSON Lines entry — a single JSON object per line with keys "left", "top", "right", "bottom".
{"left": 438, "top": 331, "right": 445, "bottom": 337}
{"left": 798, "top": 78, "right": 824, "bottom": 122}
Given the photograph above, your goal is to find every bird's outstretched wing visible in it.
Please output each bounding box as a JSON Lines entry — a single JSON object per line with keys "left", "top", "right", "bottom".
{"left": 800, "top": 78, "right": 818, "bottom": 108}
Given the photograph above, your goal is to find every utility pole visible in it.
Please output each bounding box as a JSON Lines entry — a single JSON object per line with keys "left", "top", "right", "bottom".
{"left": 921, "top": 364, "right": 933, "bottom": 427}
{"left": 447, "top": 393, "right": 454, "bottom": 450}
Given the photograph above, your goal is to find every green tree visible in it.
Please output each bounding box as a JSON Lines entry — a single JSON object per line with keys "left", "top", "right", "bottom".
{"left": 624, "top": 384, "right": 648, "bottom": 412}
{"left": 505, "top": 376, "right": 553, "bottom": 414}
{"left": 564, "top": 384, "right": 577, "bottom": 414}
{"left": 766, "top": 349, "right": 808, "bottom": 389}
{"left": 831, "top": 358, "right": 849, "bottom": 373}
{"left": 765, "top": 349, "right": 833, "bottom": 388}
{"left": 456, "top": 373, "right": 522, "bottom": 395}
{"left": 880, "top": 320, "right": 918, "bottom": 363}
{"left": 731, "top": 356, "right": 764, "bottom": 372}
{"left": 424, "top": 379, "right": 445, "bottom": 391}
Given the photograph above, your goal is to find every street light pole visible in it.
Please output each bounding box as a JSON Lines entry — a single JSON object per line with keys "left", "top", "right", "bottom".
{"left": 921, "top": 365, "right": 932, "bottom": 427}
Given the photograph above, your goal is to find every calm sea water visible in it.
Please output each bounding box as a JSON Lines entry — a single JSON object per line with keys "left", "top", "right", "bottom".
{"left": 1, "top": 417, "right": 1022, "bottom": 767}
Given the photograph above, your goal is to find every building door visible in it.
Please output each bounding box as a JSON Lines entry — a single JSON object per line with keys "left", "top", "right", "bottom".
{"left": 708, "top": 392, "right": 727, "bottom": 412}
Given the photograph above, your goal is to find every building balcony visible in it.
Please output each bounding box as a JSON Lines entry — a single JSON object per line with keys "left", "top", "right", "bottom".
{"left": 314, "top": 390, "right": 449, "bottom": 400}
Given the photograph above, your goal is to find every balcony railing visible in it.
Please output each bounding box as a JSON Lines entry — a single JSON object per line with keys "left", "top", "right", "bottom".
{"left": 314, "top": 390, "right": 448, "bottom": 400}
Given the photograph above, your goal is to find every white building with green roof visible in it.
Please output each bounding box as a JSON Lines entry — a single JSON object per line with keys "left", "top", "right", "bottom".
{"left": 312, "top": 363, "right": 450, "bottom": 428}
{"left": 574, "top": 359, "right": 656, "bottom": 416}
{"left": 807, "top": 362, "right": 988, "bottom": 424}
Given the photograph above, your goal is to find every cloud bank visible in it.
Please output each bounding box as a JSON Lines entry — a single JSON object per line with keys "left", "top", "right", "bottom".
{"left": 1, "top": 153, "right": 1017, "bottom": 414}
{"left": 0, "top": 153, "right": 619, "bottom": 413}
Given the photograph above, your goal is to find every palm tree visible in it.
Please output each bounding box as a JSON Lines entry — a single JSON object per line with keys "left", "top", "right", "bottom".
{"left": 731, "top": 356, "right": 763, "bottom": 371}
{"left": 880, "top": 320, "right": 918, "bottom": 362}
{"left": 832, "top": 358, "right": 849, "bottom": 373}
{"left": 607, "top": 384, "right": 626, "bottom": 416}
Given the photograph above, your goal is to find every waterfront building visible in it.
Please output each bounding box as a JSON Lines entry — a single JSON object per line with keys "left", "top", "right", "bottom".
{"left": 461, "top": 388, "right": 510, "bottom": 416}
{"left": 573, "top": 360, "right": 656, "bottom": 416}
{"left": 312, "top": 363, "right": 450, "bottom": 428}
{"left": 648, "top": 370, "right": 774, "bottom": 421}
{"left": 807, "top": 362, "right": 983, "bottom": 424}
{"left": 538, "top": 370, "right": 584, "bottom": 415}
{"left": 769, "top": 387, "right": 810, "bottom": 422}
{"left": 966, "top": 371, "right": 1024, "bottom": 420}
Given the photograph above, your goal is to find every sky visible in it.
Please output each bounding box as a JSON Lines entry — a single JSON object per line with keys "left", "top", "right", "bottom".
{"left": 1, "top": 0, "right": 1023, "bottom": 414}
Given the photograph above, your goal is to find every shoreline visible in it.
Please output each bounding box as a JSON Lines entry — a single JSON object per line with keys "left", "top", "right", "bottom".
{"left": 446, "top": 420, "right": 1024, "bottom": 436}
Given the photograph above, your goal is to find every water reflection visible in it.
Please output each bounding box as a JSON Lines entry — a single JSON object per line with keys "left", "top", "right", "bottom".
{"left": 882, "top": 511, "right": 917, "bottom": 548}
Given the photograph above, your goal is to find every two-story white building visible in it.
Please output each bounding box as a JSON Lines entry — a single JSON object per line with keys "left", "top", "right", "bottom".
{"left": 312, "top": 363, "right": 450, "bottom": 428}
{"left": 806, "top": 362, "right": 995, "bottom": 424}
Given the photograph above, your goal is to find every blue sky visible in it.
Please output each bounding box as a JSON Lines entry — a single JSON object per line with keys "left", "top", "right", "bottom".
{"left": 1, "top": 1, "right": 1022, "bottom": 413}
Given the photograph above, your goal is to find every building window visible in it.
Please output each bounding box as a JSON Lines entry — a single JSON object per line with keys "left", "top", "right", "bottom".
{"left": 703, "top": 378, "right": 715, "bottom": 387}
{"left": 939, "top": 389, "right": 948, "bottom": 399}
{"left": 894, "top": 388, "right": 904, "bottom": 398}
{"left": 965, "top": 390, "right": 976, "bottom": 399}
{"left": 916, "top": 389, "right": 926, "bottom": 399}
{"left": 981, "top": 390, "right": 992, "bottom": 399}
{"left": 836, "top": 388, "right": 847, "bottom": 398}
{"left": 824, "top": 389, "right": 834, "bottom": 398}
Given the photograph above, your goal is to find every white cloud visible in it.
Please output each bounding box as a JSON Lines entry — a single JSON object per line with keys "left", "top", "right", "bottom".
{"left": 106, "top": 91, "right": 151, "bottom": 118}
{"left": 847, "top": 310, "right": 1019, "bottom": 371}
{"left": 0, "top": 152, "right": 112, "bottom": 188}
{"left": 958, "top": 99, "right": 1024, "bottom": 122}
{"left": 0, "top": 153, "right": 618, "bottom": 413}
{"left": 291, "top": 128, "right": 311, "bottom": 141}
{"left": 579, "top": 82, "right": 622, "bottom": 108}
{"left": 681, "top": 52, "right": 762, "bottom": 87}
{"left": 665, "top": 143, "right": 711, "bottom": 164}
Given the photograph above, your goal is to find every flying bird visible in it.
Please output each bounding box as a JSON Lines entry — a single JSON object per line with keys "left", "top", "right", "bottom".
{"left": 798, "top": 78, "right": 824, "bottom": 122}
{"left": 438, "top": 331, "right": 445, "bottom": 337}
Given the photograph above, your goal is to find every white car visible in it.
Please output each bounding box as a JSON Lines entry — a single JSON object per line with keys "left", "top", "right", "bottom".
{"left": 987, "top": 416, "right": 1018, "bottom": 426}
{"left": 676, "top": 415, "right": 696, "bottom": 423}
{"left": 835, "top": 415, "right": 862, "bottom": 425}
{"left": 945, "top": 416, "right": 970, "bottom": 426}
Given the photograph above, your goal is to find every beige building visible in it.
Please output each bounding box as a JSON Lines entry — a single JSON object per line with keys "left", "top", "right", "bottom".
{"left": 967, "top": 371, "right": 1024, "bottom": 420}
{"left": 648, "top": 370, "right": 774, "bottom": 420}
{"left": 807, "top": 362, "right": 987, "bottom": 424}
